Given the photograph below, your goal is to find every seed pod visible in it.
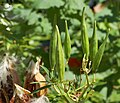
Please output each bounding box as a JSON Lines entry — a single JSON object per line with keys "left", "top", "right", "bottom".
{"left": 49, "top": 15, "right": 57, "bottom": 75}
{"left": 7, "top": 57, "right": 20, "bottom": 85}
{"left": 92, "top": 29, "right": 110, "bottom": 72}
{"left": 56, "top": 25, "right": 65, "bottom": 81}
{"left": 12, "top": 84, "right": 32, "bottom": 103}
{"left": 64, "top": 20, "right": 71, "bottom": 61}
{"left": 24, "top": 58, "right": 47, "bottom": 97}
{"left": 90, "top": 21, "right": 98, "bottom": 61}
{"left": 81, "top": 7, "right": 89, "bottom": 59}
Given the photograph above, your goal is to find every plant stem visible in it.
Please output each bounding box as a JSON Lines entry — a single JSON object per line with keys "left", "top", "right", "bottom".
{"left": 50, "top": 68, "right": 54, "bottom": 79}
{"left": 85, "top": 71, "right": 89, "bottom": 86}
{"left": 93, "top": 73, "right": 96, "bottom": 82}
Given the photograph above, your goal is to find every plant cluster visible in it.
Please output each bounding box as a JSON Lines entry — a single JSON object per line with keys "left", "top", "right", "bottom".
{"left": 0, "top": 7, "right": 109, "bottom": 103}
{"left": 0, "top": 0, "right": 120, "bottom": 102}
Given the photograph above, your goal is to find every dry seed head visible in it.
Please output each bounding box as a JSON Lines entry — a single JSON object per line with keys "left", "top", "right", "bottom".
{"left": 14, "top": 84, "right": 31, "bottom": 97}
{"left": 0, "top": 57, "right": 11, "bottom": 87}
{"left": 6, "top": 56, "right": 20, "bottom": 85}
{"left": 13, "top": 84, "right": 32, "bottom": 103}
{"left": 27, "top": 60, "right": 36, "bottom": 74}
{"left": 27, "top": 59, "right": 41, "bottom": 76}
{"left": 29, "top": 95, "right": 49, "bottom": 103}
{"left": 34, "top": 58, "right": 41, "bottom": 74}
{"left": 0, "top": 55, "right": 14, "bottom": 102}
{"left": 24, "top": 58, "right": 47, "bottom": 97}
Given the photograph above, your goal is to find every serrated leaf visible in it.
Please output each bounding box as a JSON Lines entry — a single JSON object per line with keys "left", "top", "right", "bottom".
{"left": 28, "top": 11, "right": 39, "bottom": 25}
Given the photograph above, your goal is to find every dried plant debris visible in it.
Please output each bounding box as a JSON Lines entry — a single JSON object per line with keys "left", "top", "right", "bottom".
{"left": 0, "top": 55, "right": 14, "bottom": 103}
{"left": 10, "top": 84, "right": 49, "bottom": 103}
{"left": 29, "top": 95, "right": 49, "bottom": 103}
{"left": 10, "top": 84, "right": 32, "bottom": 103}
{"left": 8, "top": 57, "right": 20, "bottom": 85}
{"left": 0, "top": 55, "right": 48, "bottom": 103}
{"left": 24, "top": 58, "right": 47, "bottom": 97}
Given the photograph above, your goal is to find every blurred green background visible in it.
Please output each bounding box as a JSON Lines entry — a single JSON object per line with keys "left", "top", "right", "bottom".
{"left": 0, "top": 0, "right": 120, "bottom": 102}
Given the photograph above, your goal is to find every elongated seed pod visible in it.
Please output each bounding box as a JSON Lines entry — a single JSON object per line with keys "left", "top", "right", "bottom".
{"left": 64, "top": 20, "right": 71, "bottom": 61}
{"left": 49, "top": 15, "right": 57, "bottom": 73}
{"left": 92, "top": 29, "right": 110, "bottom": 72}
{"left": 81, "top": 7, "right": 89, "bottom": 59}
{"left": 90, "top": 21, "right": 98, "bottom": 61}
{"left": 56, "top": 25, "right": 65, "bottom": 81}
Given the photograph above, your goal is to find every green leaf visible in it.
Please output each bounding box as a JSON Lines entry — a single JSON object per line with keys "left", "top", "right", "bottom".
{"left": 65, "top": 0, "right": 85, "bottom": 10}
{"left": 28, "top": 11, "right": 39, "bottom": 25}
{"left": 109, "top": 90, "right": 120, "bottom": 102}
{"left": 40, "top": 65, "right": 49, "bottom": 76}
{"left": 100, "top": 87, "right": 107, "bottom": 100}
{"left": 32, "top": 0, "right": 64, "bottom": 9}
{"left": 40, "top": 18, "right": 52, "bottom": 34}
{"left": 64, "top": 71, "right": 75, "bottom": 80}
{"left": 31, "top": 85, "right": 51, "bottom": 94}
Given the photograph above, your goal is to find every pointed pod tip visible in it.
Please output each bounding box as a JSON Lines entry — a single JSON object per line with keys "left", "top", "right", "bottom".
{"left": 94, "top": 20, "right": 96, "bottom": 24}
{"left": 82, "top": 7, "right": 85, "bottom": 14}
{"left": 106, "top": 28, "right": 110, "bottom": 36}
{"left": 83, "top": 7, "right": 85, "bottom": 11}
{"left": 65, "top": 20, "right": 68, "bottom": 30}
{"left": 108, "top": 28, "right": 110, "bottom": 32}
{"left": 55, "top": 25, "right": 59, "bottom": 34}
{"left": 65, "top": 20, "right": 67, "bottom": 24}
{"left": 55, "top": 25, "right": 58, "bottom": 28}
{"left": 93, "top": 20, "right": 97, "bottom": 29}
{"left": 65, "top": 20, "right": 67, "bottom": 27}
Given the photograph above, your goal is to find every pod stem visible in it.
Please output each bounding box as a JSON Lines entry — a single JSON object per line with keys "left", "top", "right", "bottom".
{"left": 50, "top": 68, "right": 54, "bottom": 79}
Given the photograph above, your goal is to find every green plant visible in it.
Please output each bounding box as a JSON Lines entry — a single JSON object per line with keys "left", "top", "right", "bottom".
{"left": 0, "top": 0, "right": 120, "bottom": 102}
{"left": 31, "top": 8, "right": 109, "bottom": 102}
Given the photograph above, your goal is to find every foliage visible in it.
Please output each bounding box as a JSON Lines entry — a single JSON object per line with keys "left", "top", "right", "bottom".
{"left": 0, "top": 0, "right": 120, "bottom": 102}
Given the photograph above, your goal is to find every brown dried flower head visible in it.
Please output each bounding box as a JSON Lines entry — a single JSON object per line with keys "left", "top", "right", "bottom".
{"left": 0, "top": 55, "right": 14, "bottom": 103}
{"left": 24, "top": 58, "right": 47, "bottom": 97}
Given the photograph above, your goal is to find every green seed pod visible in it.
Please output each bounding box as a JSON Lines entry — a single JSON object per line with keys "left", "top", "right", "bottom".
{"left": 81, "top": 7, "right": 89, "bottom": 59}
{"left": 92, "top": 29, "right": 110, "bottom": 72}
{"left": 49, "top": 15, "right": 57, "bottom": 74}
{"left": 90, "top": 21, "right": 98, "bottom": 61}
{"left": 64, "top": 20, "right": 71, "bottom": 61}
{"left": 56, "top": 25, "right": 65, "bottom": 81}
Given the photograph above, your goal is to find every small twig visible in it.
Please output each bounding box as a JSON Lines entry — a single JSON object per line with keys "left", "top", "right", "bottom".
{"left": 84, "top": 71, "right": 89, "bottom": 86}
{"left": 53, "top": 85, "right": 60, "bottom": 94}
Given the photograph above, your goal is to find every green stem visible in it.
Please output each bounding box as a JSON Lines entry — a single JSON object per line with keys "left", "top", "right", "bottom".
{"left": 93, "top": 73, "right": 96, "bottom": 83}
{"left": 50, "top": 68, "right": 54, "bottom": 79}
{"left": 85, "top": 71, "right": 89, "bottom": 86}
